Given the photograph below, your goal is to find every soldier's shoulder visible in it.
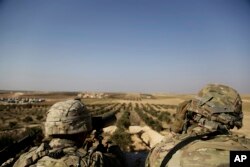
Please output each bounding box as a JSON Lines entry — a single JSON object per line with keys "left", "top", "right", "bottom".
{"left": 146, "top": 133, "right": 250, "bottom": 167}
{"left": 15, "top": 145, "right": 84, "bottom": 167}
{"left": 168, "top": 134, "right": 250, "bottom": 167}
{"left": 145, "top": 134, "right": 179, "bottom": 167}
{"left": 36, "top": 153, "right": 82, "bottom": 167}
{"left": 1, "top": 147, "right": 38, "bottom": 167}
{"left": 13, "top": 146, "right": 39, "bottom": 167}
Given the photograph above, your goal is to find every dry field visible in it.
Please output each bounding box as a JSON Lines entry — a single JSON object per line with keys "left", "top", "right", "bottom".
{"left": 0, "top": 91, "right": 249, "bottom": 166}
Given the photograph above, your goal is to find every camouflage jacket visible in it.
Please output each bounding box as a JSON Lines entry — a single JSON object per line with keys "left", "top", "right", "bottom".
{"left": 13, "top": 138, "right": 122, "bottom": 167}
{"left": 145, "top": 132, "right": 250, "bottom": 167}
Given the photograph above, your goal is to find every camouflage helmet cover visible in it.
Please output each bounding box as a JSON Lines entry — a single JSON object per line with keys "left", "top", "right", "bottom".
{"left": 187, "top": 84, "right": 243, "bottom": 130}
{"left": 45, "top": 100, "right": 92, "bottom": 136}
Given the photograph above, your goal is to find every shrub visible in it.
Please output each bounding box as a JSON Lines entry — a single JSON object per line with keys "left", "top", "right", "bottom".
{"left": 134, "top": 106, "right": 163, "bottom": 132}
{"left": 9, "top": 121, "right": 17, "bottom": 128}
{"left": 36, "top": 115, "right": 44, "bottom": 121}
{"left": 110, "top": 128, "right": 132, "bottom": 151}
{"left": 117, "top": 111, "right": 130, "bottom": 129}
{"left": 0, "top": 105, "right": 6, "bottom": 111}
{"left": 24, "top": 126, "right": 43, "bottom": 137}
{"left": 23, "top": 116, "right": 33, "bottom": 122}
{"left": 158, "top": 112, "right": 171, "bottom": 123}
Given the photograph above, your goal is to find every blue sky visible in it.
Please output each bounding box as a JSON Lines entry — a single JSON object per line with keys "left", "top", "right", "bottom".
{"left": 0, "top": 0, "right": 249, "bottom": 93}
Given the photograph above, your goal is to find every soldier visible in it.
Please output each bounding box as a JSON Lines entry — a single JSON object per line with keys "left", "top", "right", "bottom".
{"left": 145, "top": 84, "right": 250, "bottom": 167}
{"left": 12, "top": 99, "right": 123, "bottom": 167}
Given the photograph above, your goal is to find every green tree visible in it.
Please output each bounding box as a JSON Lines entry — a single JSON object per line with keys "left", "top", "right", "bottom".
{"left": 110, "top": 128, "right": 132, "bottom": 151}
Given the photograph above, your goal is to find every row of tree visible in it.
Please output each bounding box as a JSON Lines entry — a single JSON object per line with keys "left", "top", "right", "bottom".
{"left": 110, "top": 107, "right": 132, "bottom": 151}
{"left": 135, "top": 103, "right": 163, "bottom": 132}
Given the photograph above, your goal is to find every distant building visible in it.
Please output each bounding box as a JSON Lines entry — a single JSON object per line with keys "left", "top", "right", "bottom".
{"left": 78, "top": 92, "right": 107, "bottom": 99}
{"left": 0, "top": 97, "right": 45, "bottom": 104}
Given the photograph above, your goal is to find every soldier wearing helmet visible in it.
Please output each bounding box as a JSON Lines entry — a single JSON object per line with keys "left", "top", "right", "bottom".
{"left": 145, "top": 84, "right": 250, "bottom": 167}
{"left": 13, "top": 99, "right": 122, "bottom": 167}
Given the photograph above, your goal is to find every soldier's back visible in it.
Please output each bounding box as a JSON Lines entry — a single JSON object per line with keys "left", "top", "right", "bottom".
{"left": 145, "top": 132, "right": 250, "bottom": 167}
{"left": 13, "top": 138, "right": 122, "bottom": 167}
{"left": 13, "top": 143, "right": 86, "bottom": 167}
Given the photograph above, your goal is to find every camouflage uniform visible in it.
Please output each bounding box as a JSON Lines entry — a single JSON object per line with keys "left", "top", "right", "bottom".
{"left": 145, "top": 84, "right": 250, "bottom": 167}
{"left": 13, "top": 138, "right": 121, "bottom": 167}
{"left": 13, "top": 99, "right": 122, "bottom": 167}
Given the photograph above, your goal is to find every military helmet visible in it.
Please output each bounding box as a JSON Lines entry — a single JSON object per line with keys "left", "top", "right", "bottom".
{"left": 187, "top": 84, "right": 243, "bottom": 131}
{"left": 44, "top": 99, "right": 92, "bottom": 137}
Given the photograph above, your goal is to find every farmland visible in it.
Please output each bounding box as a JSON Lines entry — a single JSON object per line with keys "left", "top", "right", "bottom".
{"left": 0, "top": 91, "right": 250, "bottom": 165}
{"left": 0, "top": 92, "right": 181, "bottom": 151}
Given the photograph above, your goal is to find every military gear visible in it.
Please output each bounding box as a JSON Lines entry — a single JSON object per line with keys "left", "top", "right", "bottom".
{"left": 12, "top": 99, "right": 123, "bottom": 167}
{"left": 0, "top": 127, "right": 43, "bottom": 166}
{"left": 45, "top": 100, "right": 92, "bottom": 136}
{"left": 171, "top": 84, "right": 243, "bottom": 133}
{"left": 171, "top": 100, "right": 191, "bottom": 133}
{"left": 145, "top": 133, "right": 250, "bottom": 167}
{"left": 147, "top": 84, "right": 248, "bottom": 167}
{"left": 13, "top": 138, "right": 122, "bottom": 167}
